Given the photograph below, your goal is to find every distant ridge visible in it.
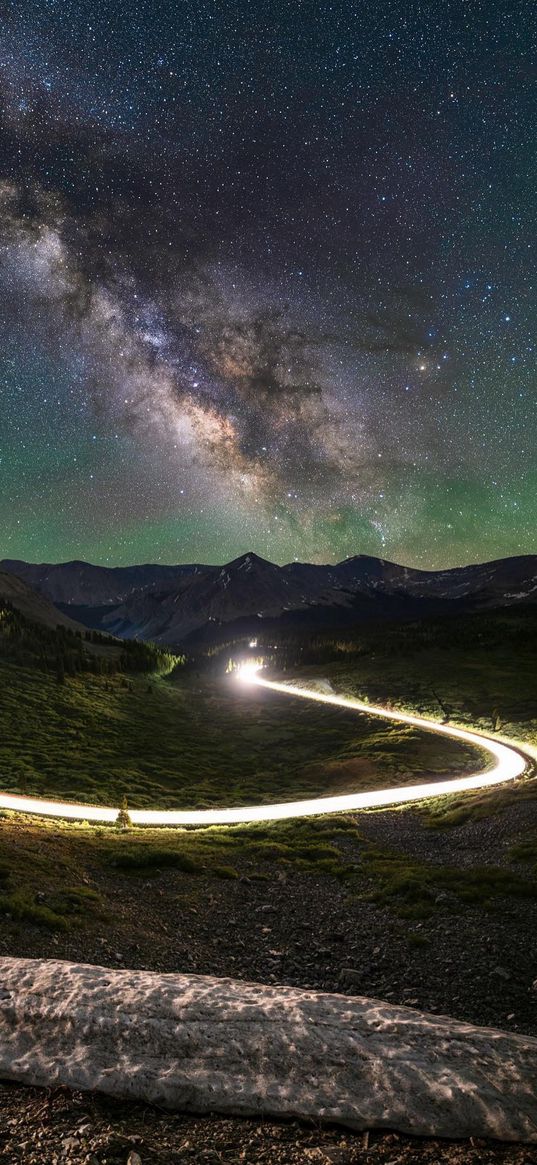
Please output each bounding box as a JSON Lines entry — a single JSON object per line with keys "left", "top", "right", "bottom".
{"left": 2, "top": 553, "right": 537, "bottom": 647}
{"left": 0, "top": 558, "right": 200, "bottom": 606}
{"left": 0, "top": 571, "right": 86, "bottom": 632}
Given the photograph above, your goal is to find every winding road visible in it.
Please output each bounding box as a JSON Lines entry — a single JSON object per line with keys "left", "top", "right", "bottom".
{"left": 0, "top": 663, "right": 534, "bottom": 826}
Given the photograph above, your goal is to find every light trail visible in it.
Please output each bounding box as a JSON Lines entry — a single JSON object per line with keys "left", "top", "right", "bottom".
{"left": 0, "top": 666, "right": 533, "bottom": 826}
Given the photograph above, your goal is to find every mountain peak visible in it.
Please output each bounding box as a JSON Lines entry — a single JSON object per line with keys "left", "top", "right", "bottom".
{"left": 3, "top": 553, "right": 537, "bottom": 649}
{"left": 226, "top": 552, "right": 275, "bottom": 572}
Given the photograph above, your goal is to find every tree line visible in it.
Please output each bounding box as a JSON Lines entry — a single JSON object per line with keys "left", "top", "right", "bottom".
{"left": 195, "top": 603, "right": 537, "bottom": 675}
{"left": 0, "top": 600, "right": 181, "bottom": 681}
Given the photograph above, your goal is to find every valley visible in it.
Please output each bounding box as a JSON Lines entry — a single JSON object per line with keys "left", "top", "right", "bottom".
{"left": 1, "top": 558, "right": 537, "bottom": 1163}
{"left": 0, "top": 660, "right": 490, "bottom": 812}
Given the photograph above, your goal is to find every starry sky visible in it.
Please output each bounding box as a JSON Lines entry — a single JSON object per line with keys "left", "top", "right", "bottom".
{"left": 0, "top": 0, "right": 535, "bottom": 568}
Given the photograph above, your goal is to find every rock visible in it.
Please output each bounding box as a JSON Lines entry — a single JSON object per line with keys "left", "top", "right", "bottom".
{"left": 127, "top": 1153, "right": 142, "bottom": 1165}
{"left": 434, "top": 890, "right": 458, "bottom": 906}
{"left": 1, "top": 956, "right": 537, "bottom": 1143}
{"left": 491, "top": 966, "right": 511, "bottom": 980}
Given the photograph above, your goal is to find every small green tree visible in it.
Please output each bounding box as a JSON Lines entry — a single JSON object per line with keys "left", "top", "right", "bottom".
{"left": 116, "top": 795, "right": 131, "bottom": 830}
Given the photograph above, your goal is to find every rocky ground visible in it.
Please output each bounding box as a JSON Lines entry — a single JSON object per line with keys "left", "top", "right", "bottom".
{"left": 2, "top": 803, "right": 536, "bottom": 1031}
{"left": 2, "top": 1083, "right": 537, "bottom": 1165}
{"left": 1, "top": 799, "right": 537, "bottom": 1163}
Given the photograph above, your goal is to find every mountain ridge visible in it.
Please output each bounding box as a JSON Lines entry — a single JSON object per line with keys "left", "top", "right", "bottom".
{"left": 0, "top": 570, "right": 88, "bottom": 633}
{"left": 2, "top": 552, "right": 537, "bottom": 648}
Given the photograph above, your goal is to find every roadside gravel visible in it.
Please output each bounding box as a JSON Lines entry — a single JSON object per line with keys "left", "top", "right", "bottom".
{"left": 1, "top": 800, "right": 536, "bottom": 1164}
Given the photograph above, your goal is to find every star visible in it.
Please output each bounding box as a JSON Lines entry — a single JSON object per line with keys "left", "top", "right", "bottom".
{"left": 0, "top": 0, "right": 534, "bottom": 569}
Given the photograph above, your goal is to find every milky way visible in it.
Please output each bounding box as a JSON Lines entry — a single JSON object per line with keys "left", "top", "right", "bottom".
{"left": 0, "top": 0, "right": 535, "bottom": 567}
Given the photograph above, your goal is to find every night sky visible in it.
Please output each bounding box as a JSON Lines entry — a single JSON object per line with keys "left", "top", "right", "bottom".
{"left": 0, "top": 0, "right": 535, "bottom": 568}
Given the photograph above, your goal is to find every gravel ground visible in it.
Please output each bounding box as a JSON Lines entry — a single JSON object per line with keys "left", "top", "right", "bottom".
{"left": 2, "top": 1083, "right": 537, "bottom": 1165}
{"left": 1, "top": 801, "right": 537, "bottom": 1162}
{"left": 357, "top": 802, "right": 537, "bottom": 869}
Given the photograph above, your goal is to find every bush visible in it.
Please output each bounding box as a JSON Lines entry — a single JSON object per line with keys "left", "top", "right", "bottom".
{"left": 0, "top": 890, "right": 69, "bottom": 931}
{"left": 212, "top": 864, "right": 240, "bottom": 879}
{"left": 109, "top": 846, "right": 202, "bottom": 873}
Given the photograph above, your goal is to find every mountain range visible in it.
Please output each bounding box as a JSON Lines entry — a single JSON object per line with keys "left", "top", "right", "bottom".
{"left": 1, "top": 552, "right": 537, "bottom": 649}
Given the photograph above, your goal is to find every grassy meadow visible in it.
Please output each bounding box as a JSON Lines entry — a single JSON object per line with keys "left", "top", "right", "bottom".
{"left": 285, "top": 607, "right": 537, "bottom": 826}
{"left": 260, "top": 605, "right": 537, "bottom": 741}
{"left": 0, "top": 658, "right": 484, "bottom": 810}
{"left": 1, "top": 602, "right": 535, "bottom": 815}
{"left": 1, "top": 601, "right": 536, "bottom": 939}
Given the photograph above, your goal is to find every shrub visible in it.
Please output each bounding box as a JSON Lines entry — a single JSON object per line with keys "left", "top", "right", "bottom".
{"left": 212, "top": 864, "right": 240, "bottom": 879}
{"left": 110, "top": 846, "right": 202, "bottom": 873}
